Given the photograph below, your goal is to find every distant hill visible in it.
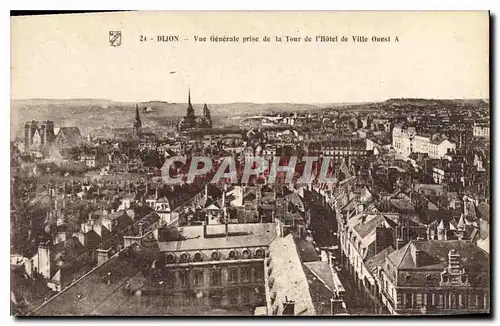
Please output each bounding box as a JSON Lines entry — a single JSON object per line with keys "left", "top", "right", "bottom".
{"left": 10, "top": 97, "right": 488, "bottom": 139}
{"left": 385, "top": 98, "right": 488, "bottom": 107}
{"left": 10, "top": 99, "right": 323, "bottom": 138}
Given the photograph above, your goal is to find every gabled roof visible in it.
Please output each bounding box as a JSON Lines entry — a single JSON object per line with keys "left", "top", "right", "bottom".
{"left": 56, "top": 127, "right": 81, "bottom": 143}
{"left": 387, "top": 240, "right": 489, "bottom": 271}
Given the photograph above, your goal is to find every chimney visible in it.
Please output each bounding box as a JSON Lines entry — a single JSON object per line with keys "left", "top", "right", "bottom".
{"left": 97, "top": 248, "right": 112, "bottom": 266}
{"left": 138, "top": 222, "right": 144, "bottom": 236}
{"left": 202, "top": 221, "right": 207, "bottom": 238}
{"left": 37, "top": 241, "right": 51, "bottom": 279}
{"left": 414, "top": 249, "right": 421, "bottom": 268}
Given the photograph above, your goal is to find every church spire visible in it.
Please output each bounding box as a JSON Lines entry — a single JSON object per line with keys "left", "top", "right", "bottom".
{"left": 133, "top": 104, "right": 142, "bottom": 133}
{"left": 135, "top": 104, "right": 140, "bottom": 120}
{"left": 186, "top": 87, "right": 195, "bottom": 119}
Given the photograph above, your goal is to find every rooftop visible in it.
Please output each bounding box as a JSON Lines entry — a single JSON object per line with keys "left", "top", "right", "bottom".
{"left": 158, "top": 223, "right": 276, "bottom": 252}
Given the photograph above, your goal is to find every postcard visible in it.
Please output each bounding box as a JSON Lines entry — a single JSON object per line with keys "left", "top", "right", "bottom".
{"left": 10, "top": 11, "right": 490, "bottom": 316}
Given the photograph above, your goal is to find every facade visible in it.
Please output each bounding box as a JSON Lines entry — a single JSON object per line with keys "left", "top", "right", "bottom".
{"left": 154, "top": 223, "right": 275, "bottom": 308}
{"left": 23, "top": 120, "right": 56, "bottom": 152}
{"left": 377, "top": 240, "right": 490, "bottom": 315}
{"left": 473, "top": 123, "right": 490, "bottom": 138}
{"left": 392, "top": 126, "right": 455, "bottom": 159}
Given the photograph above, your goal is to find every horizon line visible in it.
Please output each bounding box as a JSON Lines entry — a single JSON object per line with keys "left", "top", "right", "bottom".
{"left": 11, "top": 97, "right": 489, "bottom": 105}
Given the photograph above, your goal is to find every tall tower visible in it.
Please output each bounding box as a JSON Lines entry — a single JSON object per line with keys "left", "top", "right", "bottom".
{"left": 203, "top": 103, "right": 212, "bottom": 128}
{"left": 186, "top": 88, "right": 195, "bottom": 120}
{"left": 133, "top": 104, "right": 142, "bottom": 134}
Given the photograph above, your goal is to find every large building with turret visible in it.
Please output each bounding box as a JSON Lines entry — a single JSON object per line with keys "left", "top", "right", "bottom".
{"left": 178, "top": 89, "right": 212, "bottom": 132}
{"left": 24, "top": 120, "right": 56, "bottom": 152}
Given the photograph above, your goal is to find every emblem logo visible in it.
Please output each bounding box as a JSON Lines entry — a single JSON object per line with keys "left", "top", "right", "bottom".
{"left": 109, "top": 31, "right": 122, "bottom": 47}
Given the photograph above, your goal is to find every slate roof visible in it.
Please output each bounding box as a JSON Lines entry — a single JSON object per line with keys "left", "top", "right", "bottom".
{"left": 266, "top": 234, "right": 317, "bottom": 316}
{"left": 56, "top": 127, "right": 82, "bottom": 144}
{"left": 386, "top": 240, "right": 490, "bottom": 287}
{"left": 158, "top": 223, "right": 276, "bottom": 252}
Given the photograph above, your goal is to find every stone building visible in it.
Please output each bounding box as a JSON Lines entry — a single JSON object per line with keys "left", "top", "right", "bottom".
{"left": 23, "top": 120, "right": 56, "bottom": 152}
{"left": 153, "top": 222, "right": 275, "bottom": 308}
{"left": 178, "top": 88, "right": 212, "bottom": 132}
{"left": 376, "top": 240, "right": 490, "bottom": 315}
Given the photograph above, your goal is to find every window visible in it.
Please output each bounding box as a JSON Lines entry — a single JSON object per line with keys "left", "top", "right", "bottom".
{"left": 426, "top": 293, "right": 433, "bottom": 306}
{"left": 242, "top": 249, "right": 251, "bottom": 259}
{"left": 166, "top": 254, "right": 176, "bottom": 264}
{"left": 179, "top": 252, "right": 189, "bottom": 263}
{"left": 241, "top": 287, "right": 250, "bottom": 303}
{"left": 209, "top": 289, "right": 223, "bottom": 305}
{"left": 255, "top": 249, "right": 264, "bottom": 258}
{"left": 476, "top": 293, "right": 484, "bottom": 309}
{"left": 193, "top": 270, "right": 204, "bottom": 287}
{"left": 228, "top": 289, "right": 239, "bottom": 304}
{"left": 179, "top": 271, "right": 189, "bottom": 288}
{"left": 228, "top": 250, "right": 237, "bottom": 260}
{"left": 211, "top": 251, "right": 220, "bottom": 261}
{"left": 254, "top": 267, "right": 264, "bottom": 280}
{"left": 228, "top": 268, "right": 238, "bottom": 284}
{"left": 193, "top": 252, "right": 203, "bottom": 262}
{"left": 166, "top": 271, "right": 175, "bottom": 288}
{"left": 241, "top": 267, "right": 251, "bottom": 282}
{"left": 211, "top": 269, "right": 221, "bottom": 286}
{"left": 405, "top": 293, "right": 413, "bottom": 308}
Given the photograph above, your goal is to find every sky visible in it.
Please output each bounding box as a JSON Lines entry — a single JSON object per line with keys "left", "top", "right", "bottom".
{"left": 11, "top": 11, "right": 489, "bottom": 103}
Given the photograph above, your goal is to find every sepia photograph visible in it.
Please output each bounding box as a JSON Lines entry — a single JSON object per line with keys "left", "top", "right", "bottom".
{"left": 10, "top": 11, "right": 490, "bottom": 316}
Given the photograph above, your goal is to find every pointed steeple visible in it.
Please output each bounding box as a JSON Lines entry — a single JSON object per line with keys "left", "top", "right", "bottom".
{"left": 186, "top": 87, "right": 195, "bottom": 120}
{"left": 133, "top": 104, "right": 142, "bottom": 133}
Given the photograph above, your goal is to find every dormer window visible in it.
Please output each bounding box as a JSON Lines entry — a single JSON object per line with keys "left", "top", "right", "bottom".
{"left": 179, "top": 252, "right": 189, "bottom": 263}
{"left": 242, "top": 249, "right": 251, "bottom": 259}
{"left": 166, "top": 254, "right": 176, "bottom": 264}
{"left": 255, "top": 248, "right": 264, "bottom": 258}
{"left": 211, "top": 251, "right": 220, "bottom": 261}
{"left": 193, "top": 252, "right": 203, "bottom": 262}
{"left": 228, "top": 250, "right": 238, "bottom": 260}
